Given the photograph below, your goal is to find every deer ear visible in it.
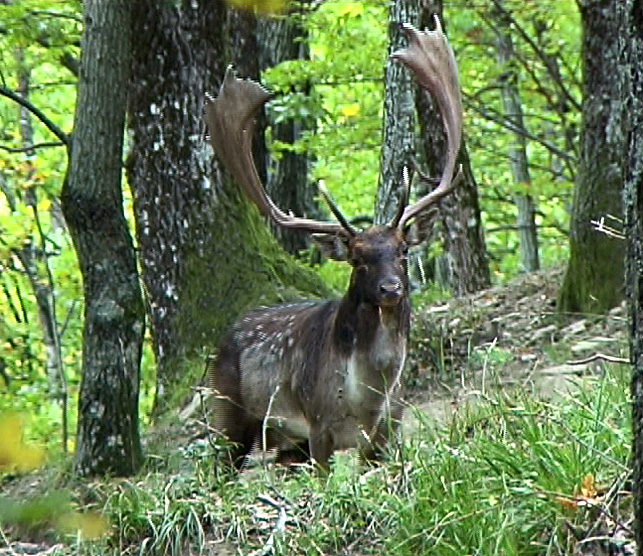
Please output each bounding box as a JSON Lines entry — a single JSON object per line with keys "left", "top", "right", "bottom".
{"left": 312, "top": 233, "right": 350, "bottom": 261}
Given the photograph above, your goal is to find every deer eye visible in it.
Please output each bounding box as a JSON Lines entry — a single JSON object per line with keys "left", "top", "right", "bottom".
{"left": 399, "top": 244, "right": 409, "bottom": 258}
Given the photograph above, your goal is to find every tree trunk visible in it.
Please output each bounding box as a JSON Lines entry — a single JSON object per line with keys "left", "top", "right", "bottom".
{"left": 62, "top": 0, "right": 144, "bottom": 476}
{"left": 128, "top": 0, "right": 329, "bottom": 415}
{"left": 376, "top": 0, "right": 418, "bottom": 225}
{"left": 415, "top": 2, "right": 491, "bottom": 295}
{"left": 257, "top": 7, "right": 319, "bottom": 255}
{"left": 558, "top": 0, "right": 625, "bottom": 315}
{"left": 620, "top": 0, "right": 643, "bottom": 551}
{"left": 492, "top": 0, "right": 540, "bottom": 272}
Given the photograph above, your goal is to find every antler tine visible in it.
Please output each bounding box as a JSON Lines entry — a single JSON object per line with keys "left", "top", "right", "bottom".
{"left": 391, "top": 16, "right": 463, "bottom": 229}
{"left": 318, "top": 181, "right": 357, "bottom": 236}
{"left": 389, "top": 166, "right": 411, "bottom": 228}
{"left": 205, "top": 66, "right": 351, "bottom": 237}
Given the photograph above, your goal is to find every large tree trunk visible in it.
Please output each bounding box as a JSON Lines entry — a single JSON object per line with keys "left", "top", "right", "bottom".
{"left": 492, "top": 0, "right": 540, "bottom": 273}
{"left": 620, "top": 0, "right": 643, "bottom": 551}
{"left": 62, "top": 0, "right": 145, "bottom": 476}
{"left": 558, "top": 0, "right": 625, "bottom": 315}
{"left": 128, "top": 1, "right": 328, "bottom": 415}
{"left": 414, "top": 2, "right": 491, "bottom": 295}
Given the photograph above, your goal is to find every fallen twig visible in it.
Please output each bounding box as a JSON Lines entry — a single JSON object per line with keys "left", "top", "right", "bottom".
{"left": 567, "top": 352, "right": 629, "bottom": 366}
{"left": 250, "top": 494, "right": 288, "bottom": 556}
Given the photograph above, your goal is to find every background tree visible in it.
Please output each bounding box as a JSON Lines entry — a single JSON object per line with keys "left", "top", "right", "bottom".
{"left": 128, "top": 0, "right": 328, "bottom": 414}
{"left": 490, "top": 0, "right": 539, "bottom": 272}
{"left": 258, "top": 4, "right": 321, "bottom": 255}
{"left": 376, "top": 0, "right": 418, "bottom": 225}
{"left": 558, "top": 0, "right": 625, "bottom": 314}
{"left": 62, "top": 0, "right": 144, "bottom": 476}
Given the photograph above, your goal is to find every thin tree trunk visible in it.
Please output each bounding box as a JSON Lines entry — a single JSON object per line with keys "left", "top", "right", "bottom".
{"left": 258, "top": 7, "right": 319, "bottom": 254}
{"left": 376, "top": 0, "right": 418, "bottom": 225}
{"left": 62, "top": 0, "right": 144, "bottom": 476}
{"left": 492, "top": 0, "right": 539, "bottom": 272}
{"left": 14, "top": 47, "right": 67, "bottom": 450}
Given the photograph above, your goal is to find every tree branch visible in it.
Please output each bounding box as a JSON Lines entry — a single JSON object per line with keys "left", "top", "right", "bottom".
{"left": 462, "top": 92, "right": 576, "bottom": 164}
{"left": 484, "top": 0, "right": 582, "bottom": 112}
{"left": 0, "top": 141, "right": 65, "bottom": 153}
{"left": 0, "top": 86, "right": 69, "bottom": 146}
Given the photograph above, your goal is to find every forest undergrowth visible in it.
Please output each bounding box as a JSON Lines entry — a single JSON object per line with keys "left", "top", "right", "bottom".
{"left": 0, "top": 266, "right": 634, "bottom": 556}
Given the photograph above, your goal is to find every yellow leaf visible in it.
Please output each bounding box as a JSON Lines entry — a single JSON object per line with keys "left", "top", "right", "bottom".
{"left": 580, "top": 473, "right": 596, "bottom": 498}
{"left": 556, "top": 495, "right": 578, "bottom": 512}
{"left": 341, "top": 103, "right": 360, "bottom": 117}
{"left": 226, "top": 0, "right": 287, "bottom": 13}
{"left": 0, "top": 413, "right": 45, "bottom": 471}
{"left": 37, "top": 199, "right": 51, "bottom": 213}
{"left": 58, "top": 511, "right": 110, "bottom": 539}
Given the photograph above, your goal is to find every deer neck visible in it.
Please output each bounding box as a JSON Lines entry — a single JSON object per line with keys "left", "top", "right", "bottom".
{"left": 334, "top": 283, "right": 410, "bottom": 359}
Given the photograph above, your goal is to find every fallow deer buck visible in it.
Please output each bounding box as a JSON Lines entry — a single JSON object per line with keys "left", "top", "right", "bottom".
{"left": 205, "top": 18, "right": 462, "bottom": 470}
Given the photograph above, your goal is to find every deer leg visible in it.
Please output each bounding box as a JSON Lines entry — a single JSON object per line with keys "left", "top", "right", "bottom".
{"left": 360, "top": 400, "right": 404, "bottom": 463}
{"left": 275, "top": 440, "right": 311, "bottom": 465}
{"left": 308, "top": 427, "right": 334, "bottom": 472}
{"left": 213, "top": 394, "right": 259, "bottom": 469}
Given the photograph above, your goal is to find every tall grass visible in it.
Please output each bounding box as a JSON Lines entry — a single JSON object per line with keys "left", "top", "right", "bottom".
{"left": 76, "top": 363, "right": 630, "bottom": 555}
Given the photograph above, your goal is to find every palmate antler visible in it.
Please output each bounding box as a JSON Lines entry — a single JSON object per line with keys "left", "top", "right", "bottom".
{"left": 205, "top": 68, "right": 354, "bottom": 238}
{"left": 204, "top": 16, "right": 462, "bottom": 234}
{"left": 390, "top": 16, "right": 463, "bottom": 229}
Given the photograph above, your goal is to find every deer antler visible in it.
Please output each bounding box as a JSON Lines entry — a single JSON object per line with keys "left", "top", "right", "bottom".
{"left": 205, "top": 66, "right": 354, "bottom": 237}
{"left": 390, "top": 17, "right": 463, "bottom": 229}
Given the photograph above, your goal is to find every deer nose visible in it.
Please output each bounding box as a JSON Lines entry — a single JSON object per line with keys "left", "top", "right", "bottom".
{"left": 379, "top": 279, "right": 403, "bottom": 303}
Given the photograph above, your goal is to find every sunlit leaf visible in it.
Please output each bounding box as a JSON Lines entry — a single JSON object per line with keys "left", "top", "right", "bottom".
{"left": 225, "top": 0, "right": 288, "bottom": 14}
{"left": 0, "top": 412, "right": 45, "bottom": 471}
{"left": 341, "top": 103, "right": 360, "bottom": 117}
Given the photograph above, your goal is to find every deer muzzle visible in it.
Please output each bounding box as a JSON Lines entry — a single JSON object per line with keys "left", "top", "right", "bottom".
{"left": 378, "top": 279, "right": 404, "bottom": 306}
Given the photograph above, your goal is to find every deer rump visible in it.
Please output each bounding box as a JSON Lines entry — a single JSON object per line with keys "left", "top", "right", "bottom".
{"left": 206, "top": 19, "right": 462, "bottom": 470}
{"left": 212, "top": 295, "right": 408, "bottom": 468}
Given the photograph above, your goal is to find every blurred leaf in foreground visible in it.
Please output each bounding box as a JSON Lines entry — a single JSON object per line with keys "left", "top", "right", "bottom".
{"left": 226, "top": 0, "right": 288, "bottom": 14}
{"left": 0, "top": 412, "right": 45, "bottom": 471}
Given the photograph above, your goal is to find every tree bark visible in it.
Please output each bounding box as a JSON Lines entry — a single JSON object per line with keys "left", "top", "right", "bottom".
{"left": 620, "top": 0, "right": 643, "bottom": 551}
{"left": 558, "top": 0, "right": 625, "bottom": 315}
{"left": 62, "top": 0, "right": 144, "bottom": 476}
{"left": 492, "top": 0, "right": 540, "bottom": 272}
{"left": 257, "top": 7, "right": 319, "bottom": 255}
{"left": 376, "top": 0, "right": 418, "bottom": 225}
{"left": 128, "top": 0, "right": 328, "bottom": 415}
{"left": 414, "top": 2, "right": 491, "bottom": 295}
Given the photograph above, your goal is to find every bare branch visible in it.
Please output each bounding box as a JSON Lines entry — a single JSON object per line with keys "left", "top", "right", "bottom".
{"left": 0, "top": 141, "right": 65, "bottom": 153}
{"left": 0, "top": 86, "right": 69, "bottom": 146}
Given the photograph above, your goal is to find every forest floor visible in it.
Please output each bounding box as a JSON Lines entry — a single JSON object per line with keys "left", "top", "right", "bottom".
{"left": 0, "top": 265, "right": 632, "bottom": 556}
{"left": 406, "top": 265, "right": 628, "bottom": 424}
